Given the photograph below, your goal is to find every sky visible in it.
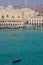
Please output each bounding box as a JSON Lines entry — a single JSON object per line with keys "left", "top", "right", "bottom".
{"left": 0, "top": 0, "right": 43, "bottom": 6}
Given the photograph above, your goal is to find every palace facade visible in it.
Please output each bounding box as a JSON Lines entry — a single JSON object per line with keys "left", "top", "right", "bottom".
{"left": 0, "top": 4, "right": 43, "bottom": 29}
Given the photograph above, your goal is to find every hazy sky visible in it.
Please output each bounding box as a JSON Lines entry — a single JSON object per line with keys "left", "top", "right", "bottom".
{"left": 0, "top": 0, "right": 43, "bottom": 6}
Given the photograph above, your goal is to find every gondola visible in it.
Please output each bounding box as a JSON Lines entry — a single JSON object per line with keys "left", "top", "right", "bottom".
{"left": 12, "top": 59, "right": 21, "bottom": 63}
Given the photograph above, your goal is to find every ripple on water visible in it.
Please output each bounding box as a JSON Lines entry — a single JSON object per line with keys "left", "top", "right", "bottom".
{"left": 0, "top": 30, "right": 43, "bottom": 65}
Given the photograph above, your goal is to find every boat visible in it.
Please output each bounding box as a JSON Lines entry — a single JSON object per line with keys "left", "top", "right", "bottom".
{"left": 33, "top": 25, "right": 37, "bottom": 30}
{"left": 12, "top": 59, "right": 21, "bottom": 63}
{"left": 11, "top": 34, "right": 17, "bottom": 36}
{"left": 23, "top": 26, "right": 27, "bottom": 29}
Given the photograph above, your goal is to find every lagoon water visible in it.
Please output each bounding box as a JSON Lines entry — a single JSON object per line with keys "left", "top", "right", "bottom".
{"left": 0, "top": 29, "right": 43, "bottom": 65}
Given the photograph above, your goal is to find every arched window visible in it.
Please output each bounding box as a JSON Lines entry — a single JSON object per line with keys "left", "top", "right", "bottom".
{"left": 6, "top": 15, "right": 9, "bottom": 17}
{"left": 34, "top": 20, "right": 36, "bottom": 22}
{"left": 26, "top": 20, "right": 28, "bottom": 24}
{"left": 39, "top": 20, "right": 41, "bottom": 22}
{"left": 32, "top": 20, "right": 33, "bottom": 22}
{"left": 37, "top": 20, "right": 38, "bottom": 22}
{"left": 9, "top": 24, "right": 10, "bottom": 25}
{"left": 13, "top": 24, "right": 14, "bottom": 25}
{"left": 42, "top": 23, "right": 43, "bottom": 27}
{"left": 32, "top": 23, "right": 33, "bottom": 25}
{"left": 39, "top": 23, "right": 41, "bottom": 26}
{"left": 11, "top": 24, "right": 12, "bottom": 26}
{"left": 12, "top": 16, "right": 14, "bottom": 18}
{"left": 9, "top": 21, "right": 11, "bottom": 22}
{"left": 42, "top": 20, "right": 43, "bottom": 22}
{"left": 2, "top": 16, "right": 4, "bottom": 18}
{"left": 29, "top": 23, "right": 31, "bottom": 25}
{"left": 0, "top": 24, "right": 1, "bottom": 26}
{"left": 18, "top": 16, "right": 20, "bottom": 18}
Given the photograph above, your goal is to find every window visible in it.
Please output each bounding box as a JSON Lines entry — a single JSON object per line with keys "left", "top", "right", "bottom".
{"left": 13, "top": 24, "right": 14, "bottom": 25}
{"left": 9, "top": 21, "right": 11, "bottom": 22}
{"left": 6, "top": 15, "right": 9, "bottom": 17}
{"left": 25, "top": 20, "right": 28, "bottom": 25}
{"left": 29, "top": 23, "right": 31, "bottom": 25}
{"left": 18, "top": 24, "right": 19, "bottom": 25}
{"left": 2, "top": 16, "right": 4, "bottom": 18}
{"left": 37, "top": 23, "right": 38, "bottom": 26}
{"left": 12, "top": 16, "right": 14, "bottom": 18}
{"left": 0, "top": 24, "right": 1, "bottom": 26}
{"left": 9, "top": 24, "right": 10, "bottom": 25}
{"left": 4, "top": 24, "right": 5, "bottom": 26}
{"left": 42, "top": 23, "right": 43, "bottom": 27}
{"left": 39, "top": 23, "right": 41, "bottom": 26}
{"left": 39, "top": 20, "right": 41, "bottom": 22}
{"left": 12, "top": 21, "right": 15, "bottom": 22}
{"left": 34, "top": 20, "right": 36, "bottom": 22}
{"left": 18, "top": 16, "right": 20, "bottom": 18}
{"left": 20, "top": 24, "right": 21, "bottom": 25}
{"left": 37, "top": 20, "right": 38, "bottom": 22}
{"left": 0, "top": 21, "right": 2, "bottom": 22}
{"left": 34, "top": 23, "right": 36, "bottom": 26}
{"left": 32, "top": 23, "right": 33, "bottom": 25}
{"left": 15, "top": 24, "right": 17, "bottom": 26}
{"left": 6, "top": 23, "right": 8, "bottom": 25}
{"left": 11, "top": 24, "right": 12, "bottom": 25}
{"left": 42, "top": 20, "right": 43, "bottom": 22}
{"left": 3, "top": 21, "right": 4, "bottom": 22}
{"left": 32, "top": 20, "right": 33, "bottom": 22}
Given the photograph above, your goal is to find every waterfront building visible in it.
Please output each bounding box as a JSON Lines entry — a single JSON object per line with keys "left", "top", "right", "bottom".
{"left": 0, "top": 4, "right": 43, "bottom": 29}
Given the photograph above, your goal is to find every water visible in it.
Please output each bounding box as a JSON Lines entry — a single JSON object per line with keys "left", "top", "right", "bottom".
{"left": 0, "top": 29, "right": 43, "bottom": 65}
